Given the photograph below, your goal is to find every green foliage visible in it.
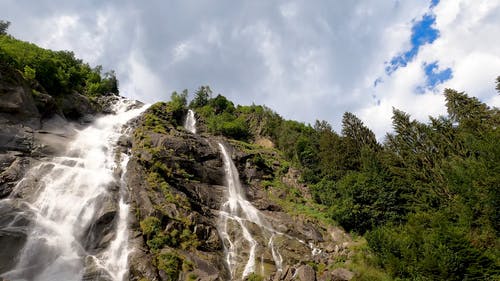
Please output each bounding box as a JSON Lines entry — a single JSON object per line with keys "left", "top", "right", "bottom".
{"left": 23, "top": 65, "right": 36, "bottom": 80}
{"left": 306, "top": 88, "right": 499, "bottom": 279}
{"left": 156, "top": 252, "right": 182, "bottom": 281}
{"left": 210, "top": 94, "right": 234, "bottom": 114}
{"left": 189, "top": 85, "right": 211, "bottom": 108}
{"left": 0, "top": 20, "right": 9, "bottom": 35}
{"left": 140, "top": 216, "right": 161, "bottom": 238}
{"left": 207, "top": 112, "right": 249, "bottom": 140}
{"left": 0, "top": 34, "right": 118, "bottom": 96}
{"left": 141, "top": 100, "right": 188, "bottom": 132}
{"left": 169, "top": 90, "right": 188, "bottom": 111}
{"left": 327, "top": 171, "right": 400, "bottom": 234}
{"left": 192, "top": 94, "right": 252, "bottom": 140}
{"left": 246, "top": 273, "right": 263, "bottom": 281}
{"left": 367, "top": 212, "right": 498, "bottom": 280}
{"left": 141, "top": 212, "right": 198, "bottom": 252}
{"left": 444, "top": 88, "right": 497, "bottom": 134}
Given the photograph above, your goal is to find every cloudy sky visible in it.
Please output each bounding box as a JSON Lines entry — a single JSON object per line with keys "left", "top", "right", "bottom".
{"left": 2, "top": 0, "right": 500, "bottom": 138}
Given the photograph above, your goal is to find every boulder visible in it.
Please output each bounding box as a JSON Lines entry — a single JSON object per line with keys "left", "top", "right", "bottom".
{"left": 330, "top": 268, "right": 354, "bottom": 281}
{"left": 61, "top": 92, "right": 97, "bottom": 120}
{"left": 82, "top": 194, "right": 118, "bottom": 253}
{"left": 32, "top": 92, "right": 58, "bottom": 118}
{"left": 0, "top": 157, "right": 27, "bottom": 198}
{"left": 296, "top": 264, "right": 316, "bottom": 281}
{"left": 0, "top": 123, "right": 35, "bottom": 154}
{"left": 0, "top": 65, "right": 39, "bottom": 121}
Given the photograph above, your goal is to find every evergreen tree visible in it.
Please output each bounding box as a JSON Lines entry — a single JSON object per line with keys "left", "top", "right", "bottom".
{"left": 444, "top": 89, "right": 493, "bottom": 133}
{"left": 0, "top": 20, "right": 10, "bottom": 35}
{"left": 340, "top": 112, "right": 379, "bottom": 172}
{"left": 190, "top": 85, "right": 212, "bottom": 108}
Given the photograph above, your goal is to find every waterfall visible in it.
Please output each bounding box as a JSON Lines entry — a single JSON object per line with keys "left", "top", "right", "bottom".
{"left": 217, "top": 143, "right": 283, "bottom": 280}
{"left": 184, "top": 109, "right": 197, "bottom": 134}
{"left": 1, "top": 98, "right": 147, "bottom": 281}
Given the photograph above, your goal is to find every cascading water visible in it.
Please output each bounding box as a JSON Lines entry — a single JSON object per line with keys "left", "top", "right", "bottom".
{"left": 217, "top": 143, "right": 283, "bottom": 280}
{"left": 1, "top": 98, "right": 147, "bottom": 281}
{"left": 184, "top": 109, "right": 197, "bottom": 134}
{"left": 184, "top": 110, "right": 286, "bottom": 279}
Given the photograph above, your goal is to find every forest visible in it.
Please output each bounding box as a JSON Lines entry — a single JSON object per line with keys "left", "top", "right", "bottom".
{"left": 181, "top": 83, "right": 500, "bottom": 280}
{"left": 0, "top": 20, "right": 118, "bottom": 98}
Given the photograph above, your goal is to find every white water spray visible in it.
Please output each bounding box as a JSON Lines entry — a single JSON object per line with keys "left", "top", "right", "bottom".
{"left": 101, "top": 152, "right": 132, "bottom": 281}
{"left": 184, "top": 109, "right": 197, "bottom": 134}
{"left": 2, "top": 98, "right": 147, "bottom": 281}
{"left": 217, "top": 143, "right": 283, "bottom": 279}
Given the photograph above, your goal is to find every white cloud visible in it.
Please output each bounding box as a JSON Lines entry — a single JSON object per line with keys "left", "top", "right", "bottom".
{"left": 120, "top": 51, "right": 165, "bottom": 102}
{"left": 358, "top": 0, "right": 500, "bottom": 139}
{"left": 280, "top": 2, "right": 298, "bottom": 19}
{"left": 2, "top": 0, "right": 499, "bottom": 139}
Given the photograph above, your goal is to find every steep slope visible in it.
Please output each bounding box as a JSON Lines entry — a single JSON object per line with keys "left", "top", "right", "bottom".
{"left": 126, "top": 102, "right": 356, "bottom": 281}
{"left": 0, "top": 37, "right": 147, "bottom": 281}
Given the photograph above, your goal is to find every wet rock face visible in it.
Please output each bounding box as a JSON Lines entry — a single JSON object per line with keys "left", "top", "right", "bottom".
{"left": 0, "top": 62, "right": 145, "bottom": 280}
{"left": 82, "top": 193, "right": 119, "bottom": 253}
{"left": 127, "top": 107, "right": 355, "bottom": 281}
{"left": 126, "top": 114, "right": 230, "bottom": 280}
{"left": 0, "top": 200, "right": 35, "bottom": 274}
{"left": 0, "top": 63, "right": 126, "bottom": 199}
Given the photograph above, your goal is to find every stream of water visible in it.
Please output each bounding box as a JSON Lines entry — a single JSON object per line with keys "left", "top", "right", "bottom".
{"left": 183, "top": 109, "right": 284, "bottom": 279}
{"left": 217, "top": 143, "right": 283, "bottom": 280}
{"left": 1, "top": 98, "right": 147, "bottom": 281}
{"left": 184, "top": 109, "right": 197, "bottom": 134}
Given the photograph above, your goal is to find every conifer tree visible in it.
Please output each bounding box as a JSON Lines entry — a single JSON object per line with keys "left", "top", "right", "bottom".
{"left": 0, "top": 20, "right": 10, "bottom": 35}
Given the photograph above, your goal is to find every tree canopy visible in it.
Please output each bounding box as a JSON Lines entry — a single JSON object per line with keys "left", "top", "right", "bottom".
{"left": 0, "top": 27, "right": 118, "bottom": 97}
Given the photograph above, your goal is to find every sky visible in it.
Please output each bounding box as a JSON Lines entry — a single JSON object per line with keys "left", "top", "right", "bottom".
{"left": 2, "top": 0, "right": 500, "bottom": 139}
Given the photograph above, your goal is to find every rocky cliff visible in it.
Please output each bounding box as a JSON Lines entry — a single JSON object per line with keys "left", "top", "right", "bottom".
{"left": 0, "top": 62, "right": 357, "bottom": 281}
{"left": 0, "top": 62, "right": 124, "bottom": 199}
{"left": 0, "top": 62, "right": 139, "bottom": 279}
{"left": 124, "top": 102, "right": 355, "bottom": 281}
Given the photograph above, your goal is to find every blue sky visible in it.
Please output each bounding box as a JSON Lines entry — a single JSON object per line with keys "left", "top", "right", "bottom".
{"left": 1, "top": 0, "right": 499, "bottom": 138}
{"left": 385, "top": 1, "right": 452, "bottom": 93}
{"left": 386, "top": 14, "right": 440, "bottom": 74}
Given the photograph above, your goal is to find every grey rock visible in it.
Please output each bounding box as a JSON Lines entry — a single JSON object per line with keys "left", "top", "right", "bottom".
{"left": 0, "top": 124, "right": 34, "bottom": 153}
{"left": 330, "top": 268, "right": 354, "bottom": 281}
{"left": 0, "top": 200, "right": 34, "bottom": 274}
{"left": 0, "top": 74, "right": 39, "bottom": 120}
{"left": 82, "top": 194, "right": 118, "bottom": 253}
{"left": 81, "top": 256, "right": 113, "bottom": 281}
{"left": 0, "top": 157, "right": 27, "bottom": 198}
{"left": 61, "top": 92, "right": 96, "bottom": 120}
{"left": 33, "top": 92, "right": 57, "bottom": 118}
{"left": 296, "top": 265, "right": 316, "bottom": 281}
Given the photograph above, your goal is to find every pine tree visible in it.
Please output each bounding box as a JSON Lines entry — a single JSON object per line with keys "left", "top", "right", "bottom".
{"left": 444, "top": 89, "right": 493, "bottom": 133}
{"left": 340, "top": 112, "right": 379, "bottom": 172}
{"left": 0, "top": 20, "right": 10, "bottom": 35}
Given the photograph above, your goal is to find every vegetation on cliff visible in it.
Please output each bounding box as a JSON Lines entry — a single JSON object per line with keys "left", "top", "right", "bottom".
{"left": 0, "top": 22, "right": 118, "bottom": 98}
{"left": 184, "top": 84, "right": 499, "bottom": 280}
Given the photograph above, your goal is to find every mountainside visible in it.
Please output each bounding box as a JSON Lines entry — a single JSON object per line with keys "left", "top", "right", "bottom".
{"left": 124, "top": 102, "right": 357, "bottom": 281}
